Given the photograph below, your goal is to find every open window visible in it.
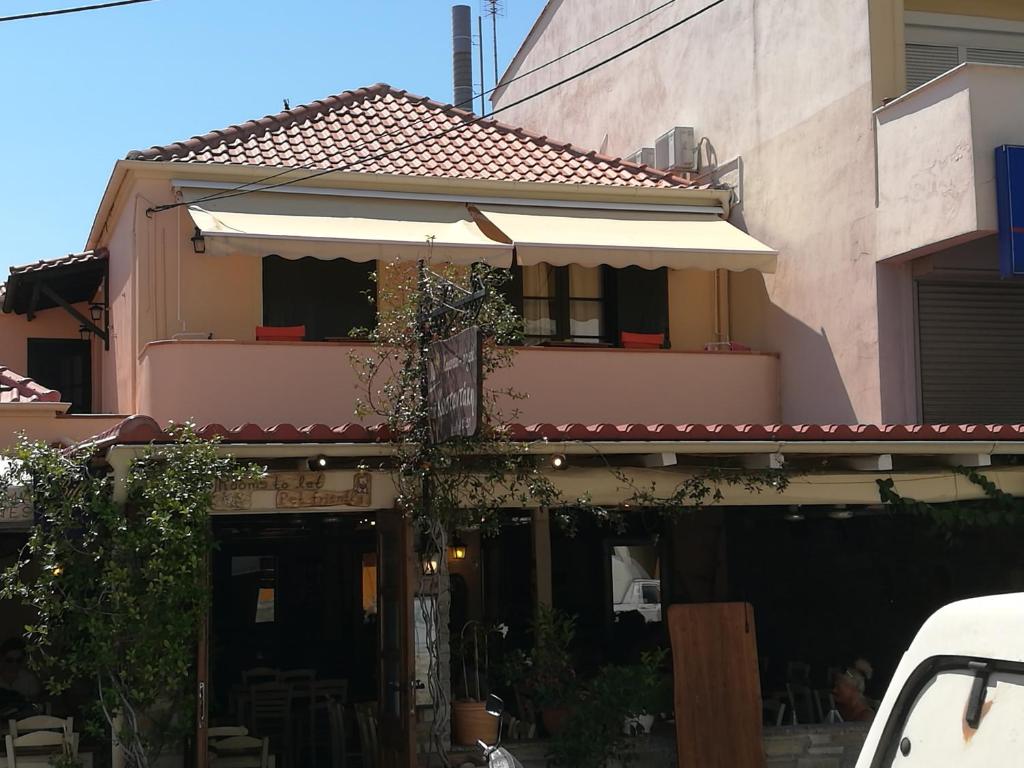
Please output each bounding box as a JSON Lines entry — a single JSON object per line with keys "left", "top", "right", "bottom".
{"left": 262, "top": 255, "right": 376, "bottom": 340}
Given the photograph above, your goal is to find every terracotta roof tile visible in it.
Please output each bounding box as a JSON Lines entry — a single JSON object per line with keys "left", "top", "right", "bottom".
{"left": 126, "top": 84, "right": 695, "bottom": 189}
{"left": 0, "top": 366, "right": 61, "bottom": 404}
{"left": 8, "top": 249, "right": 107, "bottom": 277}
{"left": 83, "top": 416, "right": 1024, "bottom": 449}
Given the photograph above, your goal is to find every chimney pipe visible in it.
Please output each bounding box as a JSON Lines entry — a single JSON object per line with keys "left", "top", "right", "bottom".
{"left": 452, "top": 4, "right": 473, "bottom": 111}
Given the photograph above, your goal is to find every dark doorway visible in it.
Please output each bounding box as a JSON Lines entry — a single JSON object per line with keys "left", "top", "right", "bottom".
{"left": 262, "top": 256, "right": 376, "bottom": 340}
{"left": 209, "top": 513, "right": 380, "bottom": 767}
{"left": 26, "top": 338, "right": 91, "bottom": 413}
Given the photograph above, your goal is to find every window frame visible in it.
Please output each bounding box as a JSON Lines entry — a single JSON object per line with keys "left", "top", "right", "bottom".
{"left": 519, "top": 264, "right": 612, "bottom": 345}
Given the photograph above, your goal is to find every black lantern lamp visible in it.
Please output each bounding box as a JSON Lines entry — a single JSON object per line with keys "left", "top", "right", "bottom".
{"left": 191, "top": 227, "right": 206, "bottom": 254}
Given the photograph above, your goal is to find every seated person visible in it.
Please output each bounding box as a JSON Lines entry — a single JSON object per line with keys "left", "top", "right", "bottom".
{"left": 832, "top": 658, "right": 875, "bottom": 723}
{"left": 0, "top": 638, "right": 42, "bottom": 703}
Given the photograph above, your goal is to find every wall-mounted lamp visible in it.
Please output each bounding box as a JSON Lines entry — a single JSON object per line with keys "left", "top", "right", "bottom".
{"left": 828, "top": 505, "right": 853, "bottom": 520}
{"left": 309, "top": 454, "right": 329, "bottom": 470}
{"left": 550, "top": 454, "right": 567, "bottom": 470}
{"left": 421, "top": 554, "right": 439, "bottom": 575}
{"left": 448, "top": 534, "right": 467, "bottom": 562}
{"left": 191, "top": 227, "right": 206, "bottom": 254}
{"left": 784, "top": 506, "right": 804, "bottom": 522}
{"left": 89, "top": 303, "right": 104, "bottom": 325}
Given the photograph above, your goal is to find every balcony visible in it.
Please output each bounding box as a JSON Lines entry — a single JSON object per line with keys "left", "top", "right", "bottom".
{"left": 137, "top": 340, "right": 779, "bottom": 428}
{"left": 875, "top": 62, "right": 1024, "bottom": 260}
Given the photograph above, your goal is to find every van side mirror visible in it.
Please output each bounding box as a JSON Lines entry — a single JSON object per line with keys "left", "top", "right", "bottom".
{"left": 485, "top": 693, "right": 504, "bottom": 717}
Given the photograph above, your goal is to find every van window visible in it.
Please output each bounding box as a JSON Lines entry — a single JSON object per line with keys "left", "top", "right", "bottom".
{"left": 884, "top": 668, "right": 1024, "bottom": 766}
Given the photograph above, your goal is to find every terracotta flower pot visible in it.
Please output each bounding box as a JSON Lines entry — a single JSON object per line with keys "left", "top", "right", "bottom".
{"left": 541, "top": 706, "right": 570, "bottom": 736}
{"left": 452, "top": 699, "right": 500, "bottom": 746}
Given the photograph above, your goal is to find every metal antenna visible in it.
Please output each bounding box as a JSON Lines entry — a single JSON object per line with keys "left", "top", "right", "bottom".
{"left": 483, "top": 0, "right": 504, "bottom": 86}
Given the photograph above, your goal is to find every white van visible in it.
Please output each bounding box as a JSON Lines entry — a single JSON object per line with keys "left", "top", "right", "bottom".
{"left": 855, "top": 592, "right": 1024, "bottom": 767}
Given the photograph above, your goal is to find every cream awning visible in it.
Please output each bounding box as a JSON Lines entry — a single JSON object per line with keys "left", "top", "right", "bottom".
{"left": 472, "top": 204, "right": 778, "bottom": 273}
{"left": 183, "top": 190, "right": 513, "bottom": 266}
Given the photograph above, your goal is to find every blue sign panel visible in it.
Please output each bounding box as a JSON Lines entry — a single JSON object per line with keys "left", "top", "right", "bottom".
{"left": 996, "top": 145, "right": 1024, "bottom": 277}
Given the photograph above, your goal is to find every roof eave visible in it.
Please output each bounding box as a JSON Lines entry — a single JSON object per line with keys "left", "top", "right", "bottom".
{"left": 114, "top": 159, "right": 730, "bottom": 213}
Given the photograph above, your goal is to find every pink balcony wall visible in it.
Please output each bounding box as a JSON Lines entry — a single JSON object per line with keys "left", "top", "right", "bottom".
{"left": 137, "top": 340, "right": 780, "bottom": 428}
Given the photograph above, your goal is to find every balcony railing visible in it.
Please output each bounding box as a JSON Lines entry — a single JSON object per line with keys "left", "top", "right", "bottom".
{"left": 138, "top": 340, "right": 779, "bottom": 428}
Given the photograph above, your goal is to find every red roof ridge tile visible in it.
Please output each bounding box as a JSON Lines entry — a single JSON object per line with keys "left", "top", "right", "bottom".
{"left": 0, "top": 365, "right": 62, "bottom": 404}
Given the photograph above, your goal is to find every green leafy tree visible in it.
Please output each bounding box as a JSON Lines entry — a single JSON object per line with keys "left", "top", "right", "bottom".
{"left": 0, "top": 425, "right": 259, "bottom": 768}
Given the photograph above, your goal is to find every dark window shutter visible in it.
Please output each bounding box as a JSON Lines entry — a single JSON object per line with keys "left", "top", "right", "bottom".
{"left": 615, "top": 266, "right": 669, "bottom": 342}
{"left": 501, "top": 264, "right": 524, "bottom": 311}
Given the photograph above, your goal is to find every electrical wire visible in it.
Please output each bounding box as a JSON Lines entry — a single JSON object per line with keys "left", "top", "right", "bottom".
{"left": 149, "top": 0, "right": 726, "bottom": 215}
{"left": 148, "top": 0, "right": 681, "bottom": 211}
{"left": 0, "top": 0, "right": 155, "bottom": 23}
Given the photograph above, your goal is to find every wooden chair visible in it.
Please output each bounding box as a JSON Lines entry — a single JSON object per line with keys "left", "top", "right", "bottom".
{"left": 353, "top": 703, "right": 377, "bottom": 768}
{"left": 209, "top": 734, "right": 270, "bottom": 768}
{"left": 7, "top": 715, "right": 73, "bottom": 739}
{"left": 313, "top": 679, "right": 348, "bottom": 764}
{"left": 326, "top": 699, "right": 347, "bottom": 768}
{"left": 280, "top": 670, "right": 315, "bottom": 766}
{"left": 5, "top": 730, "right": 72, "bottom": 768}
{"left": 249, "top": 682, "right": 292, "bottom": 768}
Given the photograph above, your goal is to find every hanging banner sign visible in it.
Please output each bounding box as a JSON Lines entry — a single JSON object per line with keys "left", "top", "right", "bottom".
{"left": 996, "top": 145, "right": 1024, "bottom": 277}
{"left": 427, "top": 325, "right": 482, "bottom": 442}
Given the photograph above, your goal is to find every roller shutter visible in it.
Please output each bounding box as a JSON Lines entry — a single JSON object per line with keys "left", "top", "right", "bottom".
{"left": 917, "top": 280, "right": 1024, "bottom": 423}
{"left": 905, "top": 44, "right": 960, "bottom": 89}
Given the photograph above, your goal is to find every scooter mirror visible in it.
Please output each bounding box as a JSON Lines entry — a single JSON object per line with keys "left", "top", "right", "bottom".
{"left": 485, "top": 693, "right": 505, "bottom": 717}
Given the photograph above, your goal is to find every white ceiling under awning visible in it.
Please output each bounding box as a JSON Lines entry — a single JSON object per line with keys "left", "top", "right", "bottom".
{"left": 182, "top": 190, "right": 513, "bottom": 267}
{"left": 471, "top": 204, "right": 778, "bottom": 273}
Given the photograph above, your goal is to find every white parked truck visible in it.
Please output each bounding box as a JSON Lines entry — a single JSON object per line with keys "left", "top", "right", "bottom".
{"left": 855, "top": 592, "right": 1024, "bottom": 767}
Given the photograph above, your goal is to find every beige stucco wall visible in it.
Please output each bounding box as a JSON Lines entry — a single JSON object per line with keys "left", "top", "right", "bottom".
{"left": 0, "top": 407, "right": 123, "bottom": 448}
{"left": 494, "top": 0, "right": 881, "bottom": 422}
{"left": 905, "top": 0, "right": 1024, "bottom": 21}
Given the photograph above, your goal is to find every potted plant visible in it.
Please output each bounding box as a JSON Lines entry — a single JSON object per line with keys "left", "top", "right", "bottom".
{"left": 451, "top": 620, "right": 508, "bottom": 746}
{"left": 517, "top": 606, "right": 577, "bottom": 735}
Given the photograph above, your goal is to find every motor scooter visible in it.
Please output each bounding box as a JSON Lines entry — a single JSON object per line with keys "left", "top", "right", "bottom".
{"left": 477, "top": 694, "right": 524, "bottom": 768}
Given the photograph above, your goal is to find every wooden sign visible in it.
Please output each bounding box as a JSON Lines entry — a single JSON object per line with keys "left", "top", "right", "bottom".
{"left": 427, "top": 326, "right": 482, "bottom": 442}
{"left": 212, "top": 470, "right": 372, "bottom": 512}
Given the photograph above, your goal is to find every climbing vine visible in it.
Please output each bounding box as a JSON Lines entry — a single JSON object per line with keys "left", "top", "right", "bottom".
{"left": 0, "top": 425, "right": 259, "bottom": 768}
{"left": 350, "top": 259, "right": 789, "bottom": 766}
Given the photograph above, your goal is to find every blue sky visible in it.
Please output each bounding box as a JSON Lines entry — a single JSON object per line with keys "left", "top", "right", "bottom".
{"left": 0, "top": 0, "right": 546, "bottom": 272}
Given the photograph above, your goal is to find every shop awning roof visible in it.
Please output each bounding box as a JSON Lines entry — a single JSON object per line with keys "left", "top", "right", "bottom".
{"left": 184, "top": 190, "right": 512, "bottom": 266}
{"left": 472, "top": 204, "right": 778, "bottom": 273}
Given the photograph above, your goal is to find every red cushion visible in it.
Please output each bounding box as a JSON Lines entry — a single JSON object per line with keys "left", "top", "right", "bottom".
{"left": 256, "top": 325, "right": 306, "bottom": 341}
{"left": 620, "top": 331, "right": 664, "bottom": 349}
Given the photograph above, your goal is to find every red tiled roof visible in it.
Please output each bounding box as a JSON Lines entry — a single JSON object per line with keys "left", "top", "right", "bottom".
{"left": 84, "top": 416, "right": 1024, "bottom": 449}
{"left": 125, "top": 84, "right": 694, "bottom": 189}
{"left": 0, "top": 366, "right": 61, "bottom": 404}
{"left": 8, "top": 249, "right": 107, "bottom": 277}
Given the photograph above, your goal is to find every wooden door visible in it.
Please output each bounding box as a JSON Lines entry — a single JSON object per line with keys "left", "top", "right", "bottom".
{"left": 195, "top": 550, "right": 212, "bottom": 768}
{"left": 667, "top": 603, "right": 763, "bottom": 768}
{"left": 377, "top": 510, "right": 415, "bottom": 768}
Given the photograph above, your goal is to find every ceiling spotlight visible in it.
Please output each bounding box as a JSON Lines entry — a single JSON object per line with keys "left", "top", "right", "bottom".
{"left": 829, "top": 506, "right": 853, "bottom": 520}
{"left": 551, "top": 454, "right": 567, "bottom": 470}
{"left": 784, "top": 506, "right": 804, "bottom": 522}
{"left": 309, "top": 454, "right": 328, "bottom": 470}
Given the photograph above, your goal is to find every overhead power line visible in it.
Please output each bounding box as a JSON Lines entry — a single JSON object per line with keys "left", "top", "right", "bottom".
{"left": 150, "top": 0, "right": 727, "bottom": 215}
{"left": 0, "top": 0, "right": 156, "bottom": 23}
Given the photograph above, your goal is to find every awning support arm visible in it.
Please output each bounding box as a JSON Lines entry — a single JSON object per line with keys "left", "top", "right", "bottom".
{"left": 37, "top": 282, "right": 108, "bottom": 344}
{"left": 26, "top": 281, "right": 40, "bottom": 321}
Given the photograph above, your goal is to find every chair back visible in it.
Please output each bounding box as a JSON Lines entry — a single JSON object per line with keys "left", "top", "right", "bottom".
{"left": 620, "top": 331, "right": 665, "bottom": 349}
{"left": 209, "top": 734, "right": 269, "bottom": 768}
{"left": 242, "top": 667, "right": 279, "bottom": 685}
{"left": 249, "top": 682, "right": 292, "bottom": 733}
{"left": 786, "top": 682, "right": 818, "bottom": 724}
{"left": 354, "top": 702, "right": 378, "bottom": 768}
{"left": 5, "top": 730, "right": 68, "bottom": 768}
{"left": 785, "top": 661, "right": 811, "bottom": 684}
{"left": 326, "top": 699, "right": 347, "bottom": 768}
{"left": 208, "top": 725, "right": 249, "bottom": 740}
{"left": 315, "top": 678, "right": 348, "bottom": 705}
{"left": 8, "top": 715, "right": 72, "bottom": 738}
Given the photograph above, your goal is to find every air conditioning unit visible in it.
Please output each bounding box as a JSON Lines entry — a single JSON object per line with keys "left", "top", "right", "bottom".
{"left": 654, "top": 126, "right": 696, "bottom": 171}
{"left": 625, "top": 147, "right": 656, "bottom": 167}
